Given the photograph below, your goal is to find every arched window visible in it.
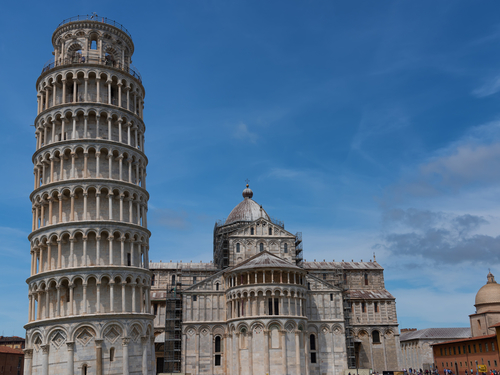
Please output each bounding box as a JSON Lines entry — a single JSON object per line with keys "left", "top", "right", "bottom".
{"left": 310, "top": 334, "right": 317, "bottom": 363}
{"left": 284, "top": 243, "right": 288, "bottom": 253}
{"left": 269, "top": 227, "right": 272, "bottom": 235}
{"left": 216, "top": 283, "right": 219, "bottom": 291}
{"left": 214, "top": 336, "right": 222, "bottom": 366}
{"left": 372, "top": 330, "right": 380, "bottom": 343}
{"left": 82, "top": 364, "right": 88, "bottom": 375}
{"left": 172, "top": 274, "right": 176, "bottom": 285}
{"left": 236, "top": 243, "right": 240, "bottom": 253}
{"left": 362, "top": 302, "right": 366, "bottom": 313}
{"left": 251, "top": 227, "right": 254, "bottom": 235}
{"left": 151, "top": 274, "right": 155, "bottom": 286}
{"left": 260, "top": 243, "right": 264, "bottom": 252}
{"left": 110, "top": 347, "right": 115, "bottom": 361}
{"left": 364, "top": 273, "right": 368, "bottom": 285}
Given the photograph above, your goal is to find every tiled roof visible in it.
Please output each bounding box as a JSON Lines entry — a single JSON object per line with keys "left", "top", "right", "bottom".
{"left": 227, "top": 251, "right": 302, "bottom": 273}
{"left": 431, "top": 333, "right": 494, "bottom": 346}
{"left": 0, "top": 347, "right": 24, "bottom": 355}
{"left": 0, "top": 336, "right": 24, "bottom": 342}
{"left": 347, "top": 290, "right": 395, "bottom": 300}
{"left": 400, "top": 328, "right": 471, "bottom": 342}
{"left": 302, "top": 261, "right": 383, "bottom": 270}
{"left": 149, "top": 262, "right": 218, "bottom": 271}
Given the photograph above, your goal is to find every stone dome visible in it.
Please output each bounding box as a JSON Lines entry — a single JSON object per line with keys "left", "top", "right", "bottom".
{"left": 225, "top": 185, "right": 270, "bottom": 225}
{"left": 475, "top": 272, "right": 500, "bottom": 313}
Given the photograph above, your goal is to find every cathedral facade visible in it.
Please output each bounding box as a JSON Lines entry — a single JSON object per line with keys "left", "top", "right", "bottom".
{"left": 150, "top": 186, "right": 401, "bottom": 374}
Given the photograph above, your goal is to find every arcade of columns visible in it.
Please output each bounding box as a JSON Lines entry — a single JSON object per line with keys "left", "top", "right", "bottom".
{"left": 25, "top": 16, "right": 155, "bottom": 375}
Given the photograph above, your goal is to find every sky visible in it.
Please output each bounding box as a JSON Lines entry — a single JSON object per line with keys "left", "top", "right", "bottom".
{"left": 1, "top": 0, "right": 500, "bottom": 336}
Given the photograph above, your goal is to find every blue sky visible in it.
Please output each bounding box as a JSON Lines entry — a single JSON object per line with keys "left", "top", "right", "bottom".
{"left": 1, "top": 1, "right": 500, "bottom": 336}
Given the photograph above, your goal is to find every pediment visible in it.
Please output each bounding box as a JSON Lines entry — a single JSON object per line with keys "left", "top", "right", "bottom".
{"left": 184, "top": 270, "right": 225, "bottom": 293}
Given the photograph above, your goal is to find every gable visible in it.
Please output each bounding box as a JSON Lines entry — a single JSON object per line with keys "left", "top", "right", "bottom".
{"left": 306, "top": 274, "right": 343, "bottom": 292}
{"left": 184, "top": 270, "right": 225, "bottom": 293}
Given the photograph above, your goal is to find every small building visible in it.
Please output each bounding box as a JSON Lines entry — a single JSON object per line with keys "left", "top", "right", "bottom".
{"left": 400, "top": 328, "right": 471, "bottom": 371}
{"left": 0, "top": 346, "right": 24, "bottom": 375}
{"left": 432, "top": 334, "right": 499, "bottom": 374}
{"left": 0, "top": 336, "right": 25, "bottom": 350}
{"left": 432, "top": 272, "right": 500, "bottom": 374}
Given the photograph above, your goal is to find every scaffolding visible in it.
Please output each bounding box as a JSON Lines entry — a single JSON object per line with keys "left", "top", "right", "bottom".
{"left": 163, "top": 272, "right": 182, "bottom": 373}
{"left": 294, "top": 232, "right": 303, "bottom": 266}
{"left": 342, "top": 282, "right": 356, "bottom": 368}
{"left": 213, "top": 221, "right": 247, "bottom": 269}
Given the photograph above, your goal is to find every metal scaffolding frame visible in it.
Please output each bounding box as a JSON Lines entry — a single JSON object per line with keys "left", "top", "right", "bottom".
{"left": 163, "top": 270, "right": 182, "bottom": 373}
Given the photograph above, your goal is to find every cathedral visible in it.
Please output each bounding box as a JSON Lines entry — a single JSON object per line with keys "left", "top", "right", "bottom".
{"left": 25, "top": 14, "right": 401, "bottom": 375}
{"left": 150, "top": 185, "right": 402, "bottom": 374}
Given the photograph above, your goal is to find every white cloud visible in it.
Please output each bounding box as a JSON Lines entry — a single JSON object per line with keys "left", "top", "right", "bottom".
{"left": 472, "top": 75, "right": 500, "bottom": 98}
{"left": 233, "top": 122, "right": 258, "bottom": 143}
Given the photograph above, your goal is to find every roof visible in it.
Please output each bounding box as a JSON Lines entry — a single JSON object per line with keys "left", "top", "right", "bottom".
{"left": 225, "top": 197, "right": 270, "bottom": 225}
{"left": 346, "top": 290, "right": 395, "bottom": 300}
{"left": 475, "top": 272, "right": 500, "bottom": 310}
{"left": 0, "top": 336, "right": 24, "bottom": 342}
{"left": 302, "top": 261, "right": 383, "bottom": 270}
{"left": 149, "top": 262, "right": 218, "bottom": 271}
{"left": 400, "top": 327, "right": 471, "bottom": 342}
{"left": 150, "top": 291, "right": 168, "bottom": 300}
{"left": 226, "top": 251, "right": 302, "bottom": 273}
{"left": 431, "top": 333, "right": 494, "bottom": 346}
{"left": 0, "top": 347, "right": 24, "bottom": 355}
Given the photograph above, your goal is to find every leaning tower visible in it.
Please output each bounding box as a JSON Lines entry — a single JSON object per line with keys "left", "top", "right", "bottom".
{"left": 25, "top": 15, "right": 154, "bottom": 375}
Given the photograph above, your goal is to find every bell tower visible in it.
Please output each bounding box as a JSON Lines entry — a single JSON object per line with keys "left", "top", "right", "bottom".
{"left": 25, "top": 15, "right": 154, "bottom": 375}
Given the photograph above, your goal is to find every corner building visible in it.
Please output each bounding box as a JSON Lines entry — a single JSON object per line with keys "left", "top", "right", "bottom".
{"left": 25, "top": 16, "right": 154, "bottom": 375}
{"left": 151, "top": 186, "right": 401, "bottom": 374}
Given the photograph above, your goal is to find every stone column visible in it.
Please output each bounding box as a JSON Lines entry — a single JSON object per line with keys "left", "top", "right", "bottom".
{"left": 95, "top": 339, "right": 103, "bottom": 375}
{"left": 122, "top": 282, "right": 126, "bottom": 312}
{"left": 227, "top": 332, "right": 232, "bottom": 374}
{"left": 122, "top": 338, "right": 130, "bottom": 375}
{"left": 264, "top": 329, "right": 270, "bottom": 374}
{"left": 23, "top": 349, "right": 33, "bottom": 375}
{"left": 66, "top": 342, "right": 74, "bottom": 375}
{"left": 69, "top": 239, "right": 75, "bottom": 267}
{"left": 304, "top": 331, "right": 310, "bottom": 375}
{"left": 141, "top": 336, "right": 148, "bottom": 375}
{"left": 69, "top": 285, "right": 74, "bottom": 315}
{"left": 82, "top": 283, "right": 87, "bottom": 314}
{"left": 41, "top": 344, "right": 49, "bottom": 375}
{"left": 131, "top": 283, "right": 137, "bottom": 312}
{"left": 248, "top": 331, "right": 253, "bottom": 375}
{"left": 57, "top": 240, "right": 62, "bottom": 269}
{"left": 96, "top": 282, "right": 101, "bottom": 313}
{"left": 56, "top": 287, "right": 61, "bottom": 316}
{"left": 110, "top": 281, "right": 115, "bottom": 313}
{"left": 45, "top": 289, "right": 50, "bottom": 318}
{"left": 295, "top": 330, "right": 301, "bottom": 375}
{"left": 196, "top": 332, "right": 200, "bottom": 374}
{"left": 234, "top": 332, "right": 241, "bottom": 375}
{"left": 281, "top": 329, "right": 288, "bottom": 375}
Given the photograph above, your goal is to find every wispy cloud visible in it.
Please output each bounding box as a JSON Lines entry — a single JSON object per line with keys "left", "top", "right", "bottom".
{"left": 150, "top": 208, "right": 190, "bottom": 230}
{"left": 233, "top": 122, "right": 258, "bottom": 143}
{"left": 472, "top": 75, "right": 500, "bottom": 98}
{"left": 387, "top": 121, "right": 500, "bottom": 200}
